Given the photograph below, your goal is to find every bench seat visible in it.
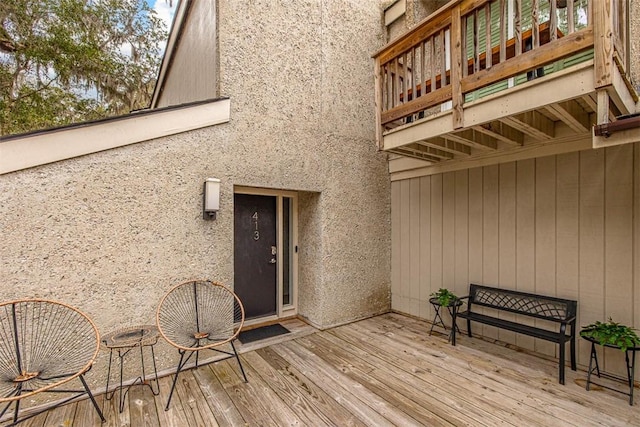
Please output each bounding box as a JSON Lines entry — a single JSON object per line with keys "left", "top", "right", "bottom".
{"left": 458, "top": 312, "right": 568, "bottom": 343}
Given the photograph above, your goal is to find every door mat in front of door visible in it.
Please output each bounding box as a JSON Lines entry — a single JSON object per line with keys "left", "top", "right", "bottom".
{"left": 238, "top": 324, "right": 290, "bottom": 344}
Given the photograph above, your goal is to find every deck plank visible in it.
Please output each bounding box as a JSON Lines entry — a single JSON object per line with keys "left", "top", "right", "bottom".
{"left": 271, "top": 341, "right": 395, "bottom": 426}
{"left": 362, "top": 315, "right": 595, "bottom": 423}
{"left": 7, "top": 315, "right": 640, "bottom": 427}
{"left": 323, "top": 324, "right": 525, "bottom": 426}
{"left": 128, "top": 385, "right": 160, "bottom": 426}
{"left": 153, "top": 375, "right": 189, "bottom": 427}
{"left": 172, "top": 370, "right": 219, "bottom": 426}
{"left": 345, "top": 317, "right": 580, "bottom": 426}
{"left": 36, "top": 400, "right": 77, "bottom": 427}
{"left": 241, "top": 351, "right": 333, "bottom": 427}
{"left": 101, "top": 389, "right": 131, "bottom": 427}
{"left": 380, "top": 312, "right": 640, "bottom": 426}
{"left": 275, "top": 340, "right": 412, "bottom": 426}
{"left": 214, "top": 358, "right": 301, "bottom": 426}
{"left": 73, "top": 397, "right": 104, "bottom": 427}
{"left": 254, "top": 346, "right": 367, "bottom": 427}
{"left": 191, "top": 365, "right": 246, "bottom": 427}
{"left": 298, "top": 333, "right": 460, "bottom": 426}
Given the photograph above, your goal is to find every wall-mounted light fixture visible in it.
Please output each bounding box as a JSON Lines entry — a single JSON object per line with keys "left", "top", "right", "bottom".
{"left": 203, "top": 178, "right": 220, "bottom": 220}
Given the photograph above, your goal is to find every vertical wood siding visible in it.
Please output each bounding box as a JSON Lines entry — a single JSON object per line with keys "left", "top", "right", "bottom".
{"left": 391, "top": 143, "right": 638, "bottom": 375}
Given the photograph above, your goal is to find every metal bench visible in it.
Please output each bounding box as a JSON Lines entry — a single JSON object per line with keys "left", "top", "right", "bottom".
{"left": 451, "top": 284, "right": 577, "bottom": 384}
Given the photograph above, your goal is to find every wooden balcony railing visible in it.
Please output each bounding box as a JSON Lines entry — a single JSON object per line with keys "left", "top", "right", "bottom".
{"left": 373, "top": 0, "right": 631, "bottom": 147}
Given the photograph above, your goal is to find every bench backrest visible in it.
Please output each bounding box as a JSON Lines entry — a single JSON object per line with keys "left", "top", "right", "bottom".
{"left": 468, "top": 284, "right": 577, "bottom": 323}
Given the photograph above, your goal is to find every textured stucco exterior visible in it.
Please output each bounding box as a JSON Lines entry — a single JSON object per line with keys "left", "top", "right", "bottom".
{"left": 0, "top": 0, "right": 390, "bottom": 388}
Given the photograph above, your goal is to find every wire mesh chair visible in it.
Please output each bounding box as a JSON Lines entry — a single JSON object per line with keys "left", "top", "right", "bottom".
{"left": 0, "top": 299, "right": 105, "bottom": 426}
{"left": 156, "top": 280, "right": 247, "bottom": 410}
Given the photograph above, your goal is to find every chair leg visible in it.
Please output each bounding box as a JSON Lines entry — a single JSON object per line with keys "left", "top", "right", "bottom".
{"left": 12, "top": 400, "right": 20, "bottom": 424}
{"left": 231, "top": 339, "right": 247, "bottom": 382}
{"left": 165, "top": 349, "right": 196, "bottom": 411}
{"left": 79, "top": 374, "right": 106, "bottom": 422}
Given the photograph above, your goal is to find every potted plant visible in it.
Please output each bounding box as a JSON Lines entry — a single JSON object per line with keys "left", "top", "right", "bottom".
{"left": 580, "top": 318, "right": 640, "bottom": 351}
{"left": 430, "top": 288, "right": 458, "bottom": 307}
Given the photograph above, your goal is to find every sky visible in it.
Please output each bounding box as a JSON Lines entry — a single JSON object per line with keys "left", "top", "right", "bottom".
{"left": 150, "top": 0, "right": 178, "bottom": 36}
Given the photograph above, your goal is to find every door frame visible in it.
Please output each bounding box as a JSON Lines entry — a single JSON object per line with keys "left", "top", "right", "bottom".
{"left": 234, "top": 186, "right": 299, "bottom": 326}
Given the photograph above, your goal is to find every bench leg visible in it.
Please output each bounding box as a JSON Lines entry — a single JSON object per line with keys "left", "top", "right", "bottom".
{"left": 466, "top": 319, "right": 472, "bottom": 338}
{"left": 559, "top": 340, "right": 566, "bottom": 385}
{"left": 451, "top": 323, "right": 456, "bottom": 346}
{"left": 570, "top": 335, "right": 577, "bottom": 371}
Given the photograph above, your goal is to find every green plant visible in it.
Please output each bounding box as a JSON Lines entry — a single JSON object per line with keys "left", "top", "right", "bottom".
{"left": 431, "top": 288, "right": 458, "bottom": 307}
{"left": 580, "top": 318, "right": 640, "bottom": 351}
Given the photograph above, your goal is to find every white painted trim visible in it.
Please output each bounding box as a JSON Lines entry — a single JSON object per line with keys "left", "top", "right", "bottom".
{"left": 384, "top": 0, "right": 406, "bottom": 26}
{"left": 0, "top": 99, "right": 231, "bottom": 175}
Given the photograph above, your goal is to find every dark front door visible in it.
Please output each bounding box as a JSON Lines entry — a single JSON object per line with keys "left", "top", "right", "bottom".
{"left": 234, "top": 194, "right": 277, "bottom": 319}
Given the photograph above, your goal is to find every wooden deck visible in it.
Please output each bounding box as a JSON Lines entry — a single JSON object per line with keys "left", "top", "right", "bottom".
{"left": 7, "top": 313, "right": 640, "bottom": 426}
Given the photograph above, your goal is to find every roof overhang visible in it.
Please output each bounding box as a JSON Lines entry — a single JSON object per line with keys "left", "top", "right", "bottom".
{"left": 0, "top": 98, "right": 230, "bottom": 175}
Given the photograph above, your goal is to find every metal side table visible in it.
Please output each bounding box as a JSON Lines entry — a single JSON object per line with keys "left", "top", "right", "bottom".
{"left": 102, "top": 325, "right": 161, "bottom": 412}
{"left": 428, "top": 297, "right": 463, "bottom": 341}
{"left": 583, "top": 335, "right": 639, "bottom": 405}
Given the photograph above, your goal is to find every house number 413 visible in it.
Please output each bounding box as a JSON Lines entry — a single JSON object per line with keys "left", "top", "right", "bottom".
{"left": 252, "top": 212, "right": 259, "bottom": 240}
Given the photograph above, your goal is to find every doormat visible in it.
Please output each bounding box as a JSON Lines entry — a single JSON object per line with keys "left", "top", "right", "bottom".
{"left": 238, "top": 324, "right": 290, "bottom": 344}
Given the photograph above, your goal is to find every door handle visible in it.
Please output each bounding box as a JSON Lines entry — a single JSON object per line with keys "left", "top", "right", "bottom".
{"left": 269, "top": 258, "right": 276, "bottom": 264}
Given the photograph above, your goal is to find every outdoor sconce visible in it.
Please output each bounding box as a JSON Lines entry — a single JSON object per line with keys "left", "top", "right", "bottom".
{"left": 203, "top": 178, "right": 220, "bottom": 220}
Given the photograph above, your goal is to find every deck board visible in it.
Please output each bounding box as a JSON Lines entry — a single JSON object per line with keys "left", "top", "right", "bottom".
{"left": 3, "top": 314, "right": 639, "bottom": 426}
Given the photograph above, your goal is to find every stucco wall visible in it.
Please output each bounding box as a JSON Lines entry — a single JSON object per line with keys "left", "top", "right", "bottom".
{"left": 0, "top": 0, "right": 391, "bottom": 389}
{"left": 217, "top": 0, "right": 390, "bottom": 328}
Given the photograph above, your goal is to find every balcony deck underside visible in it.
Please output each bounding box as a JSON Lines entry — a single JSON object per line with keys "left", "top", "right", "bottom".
{"left": 383, "top": 61, "right": 638, "bottom": 178}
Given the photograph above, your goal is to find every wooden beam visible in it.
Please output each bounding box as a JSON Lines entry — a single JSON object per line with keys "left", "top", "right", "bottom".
{"left": 374, "top": 57, "right": 384, "bottom": 150}
{"left": 391, "top": 136, "right": 593, "bottom": 180}
{"left": 472, "top": 122, "right": 524, "bottom": 146}
{"left": 461, "top": 29, "right": 593, "bottom": 94}
{"left": 607, "top": 53, "right": 638, "bottom": 115}
{"left": 416, "top": 137, "right": 471, "bottom": 157}
{"left": 546, "top": 100, "right": 591, "bottom": 134}
{"left": 593, "top": 123, "right": 640, "bottom": 149}
{"left": 596, "top": 89, "right": 610, "bottom": 125}
{"left": 411, "top": 142, "right": 454, "bottom": 159}
{"left": 445, "top": 129, "right": 498, "bottom": 151}
{"left": 389, "top": 147, "right": 441, "bottom": 163}
{"left": 450, "top": 5, "right": 464, "bottom": 130}
{"left": 581, "top": 93, "right": 597, "bottom": 112}
{"left": 381, "top": 86, "right": 452, "bottom": 125}
{"left": 593, "top": 0, "right": 613, "bottom": 88}
{"left": 500, "top": 111, "right": 555, "bottom": 140}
